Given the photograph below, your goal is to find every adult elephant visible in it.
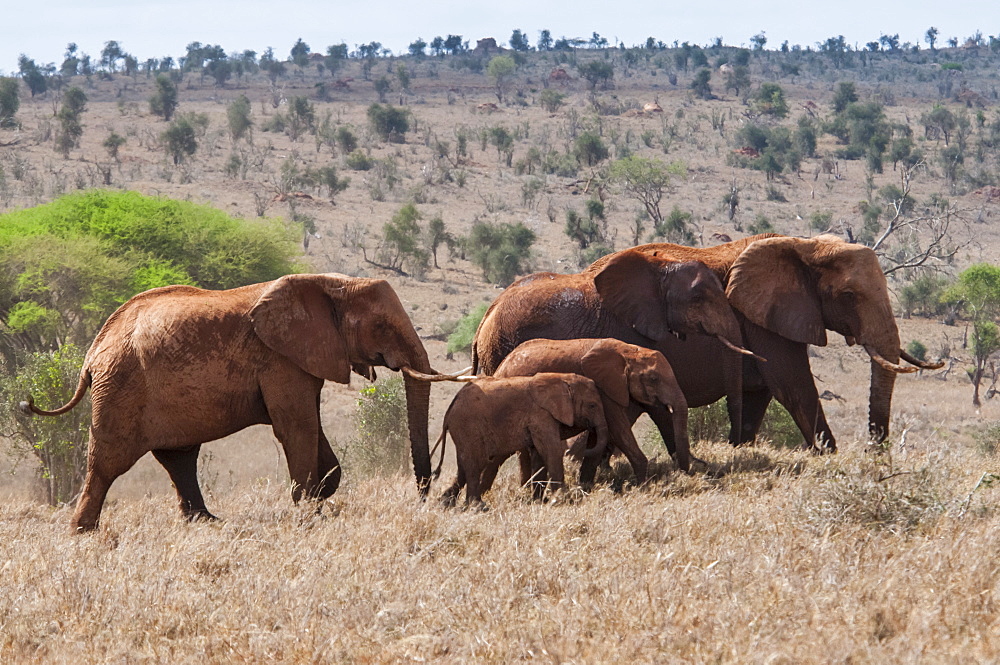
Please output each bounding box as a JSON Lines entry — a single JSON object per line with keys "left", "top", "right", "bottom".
{"left": 21, "top": 273, "right": 439, "bottom": 532}
{"left": 473, "top": 250, "right": 756, "bottom": 456}
{"left": 584, "top": 234, "right": 943, "bottom": 449}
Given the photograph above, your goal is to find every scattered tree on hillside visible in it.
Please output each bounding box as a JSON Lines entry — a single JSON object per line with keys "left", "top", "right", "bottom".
{"left": 149, "top": 74, "right": 178, "bottom": 120}
{"left": 487, "top": 55, "right": 516, "bottom": 103}
{"left": 54, "top": 87, "right": 87, "bottom": 158}
{"left": 0, "top": 77, "right": 19, "bottom": 128}
{"left": 944, "top": 264, "right": 1000, "bottom": 406}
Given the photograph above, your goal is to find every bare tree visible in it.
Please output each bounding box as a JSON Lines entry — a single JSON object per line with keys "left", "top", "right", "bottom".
{"left": 869, "top": 162, "right": 975, "bottom": 275}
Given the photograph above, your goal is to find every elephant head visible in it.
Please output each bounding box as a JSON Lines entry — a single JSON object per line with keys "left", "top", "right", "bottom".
{"left": 592, "top": 249, "right": 750, "bottom": 356}
{"left": 581, "top": 339, "right": 689, "bottom": 468}
{"left": 531, "top": 373, "right": 610, "bottom": 456}
{"left": 249, "top": 273, "right": 434, "bottom": 492}
{"left": 726, "top": 234, "right": 929, "bottom": 442}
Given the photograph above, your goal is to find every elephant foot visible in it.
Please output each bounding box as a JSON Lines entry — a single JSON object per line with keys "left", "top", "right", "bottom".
{"left": 440, "top": 493, "right": 458, "bottom": 509}
{"left": 686, "top": 454, "right": 710, "bottom": 472}
{"left": 466, "top": 499, "right": 489, "bottom": 513}
{"left": 185, "top": 509, "right": 219, "bottom": 523}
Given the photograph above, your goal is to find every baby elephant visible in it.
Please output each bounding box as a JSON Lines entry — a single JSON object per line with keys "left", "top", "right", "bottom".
{"left": 495, "top": 338, "right": 690, "bottom": 493}
{"left": 436, "top": 372, "right": 609, "bottom": 509}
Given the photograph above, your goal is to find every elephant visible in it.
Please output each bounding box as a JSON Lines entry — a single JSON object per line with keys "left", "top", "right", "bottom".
{"left": 493, "top": 338, "right": 688, "bottom": 492}
{"left": 472, "top": 249, "right": 756, "bottom": 458}
{"left": 582, "top": 234, "right": 944, "bottom": 449}
{"left": 434, "top": 372, "right": 610, "bottom": 509}
{"left": 20, "top": 273, "right": 439, "bottom": 532}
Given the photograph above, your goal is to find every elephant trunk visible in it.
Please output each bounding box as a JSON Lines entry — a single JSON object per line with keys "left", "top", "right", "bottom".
{"left": 403, "top": 373, "right": 432, "bottom": 496}
{"left": 868, "top": 361, "right": 896, "bottom": 444}
{"left": 670, "top": 402, "right": 691, "bottom": 473}
{"left": 710, "top": 313, "right": 746, "bottom": 446}
{"left": 864, "top": 325, "right": 902, "bottom": 444}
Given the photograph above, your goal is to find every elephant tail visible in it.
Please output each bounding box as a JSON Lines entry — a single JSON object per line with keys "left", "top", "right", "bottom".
{"left": 19, "top": 368, "right": 92, "bottom": 417}
{"left": 430, "top": 425, "right": 448, "bottom": 481}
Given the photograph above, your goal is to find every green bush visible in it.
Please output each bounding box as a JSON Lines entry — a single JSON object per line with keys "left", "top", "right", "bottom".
{"left": 446, "top": 303, "right": 490, "bottom": 357}
{"left": 0, "top": 345, "right": 89, "bottom": 504}
{"left": 345, "top": 150, "right": 374, "bottom": 171}
{"left": 906, "top": 340, "right": 928, "bottom": 362}
{"left": 574, "top": 131, "right": 609, "bottom": 166}
{"left": 0, "top": 77, "right": 20, "bottom": 128}
{"left": 0, "top": 190, "right": 303, "bottom": 360}
{"left": 687, "top": 400, "right": 800, "bottom": 448}
{"left": 346, "top": 377, "right": 410, "bottom": 476}
{"left": 162, "top": 114, "right": 199, "bottom": 165}
{"left": 149, "top": 74, "right": 178, "bottom": 121}
{"left": 367, "top": 103, "right": 409, "bottom": 142}
{"left": 466, "top": 221, "right": 535, "bottom": 286}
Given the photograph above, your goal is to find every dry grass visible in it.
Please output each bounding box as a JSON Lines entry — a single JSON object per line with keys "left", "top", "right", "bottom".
{"left": 2, "top": 435, "right": 1000, "bottom": 663}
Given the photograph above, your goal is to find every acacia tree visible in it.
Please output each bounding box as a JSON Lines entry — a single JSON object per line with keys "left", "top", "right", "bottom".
{"left": 149, "top": 74, "right": 178, "bottom": 120}
{"left": 609, "top": 156, "right": 685, "bottom": 226}
{"left": 944, "top": 264, "right": 1000, "bottom": 405}
{"left": 487, "top": 55, "right": 516, "bottom": 103}
{"left": 0, "top": 77, "right": 19, "bottom": 128}
{"left": 54, "top": 87, "right": 87, "bottom": 157}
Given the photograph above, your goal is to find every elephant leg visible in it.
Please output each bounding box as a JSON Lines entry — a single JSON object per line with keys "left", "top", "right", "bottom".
{"left": 441, "top": 466, "right": 465, "bottom": 508}
{"left": 604, "top": 406, "right": 649, "bottom": 483}
{"left": 266, "top": 404, "right": 322, "bottom": 501}
{"left": 753, "top": 339, "right": 836, "bottom": 451}
{"left": 315, "top": 430, "right": 342, "bottom": 500}
{"left": 738, "top": 388, "right": 772, "bottom": 445}
{"left": 464, "top": 462, "right": 487, "bottom": 511}
{"left": 530, "top": 422, "right": 566, "bottom": 498}
{"left": 72, "top": 431, "right": 144, "bottom": 532}
{"left": 479, "top": 457, "right": 504, "bottom": 495}
{"left": 520, "top": 449, "right": 549, "bottom": 501}
{"left": 152, "top": 445, "right": 217, "bottom": 521}
{"left": 648, "top": 403, "right": 699, "bottom": 472}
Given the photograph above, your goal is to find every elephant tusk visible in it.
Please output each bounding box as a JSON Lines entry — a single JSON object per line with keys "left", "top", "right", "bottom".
{"left": 864, "top": 346, "right": 918, "bottom": 374}
{"left": 718, "top": 336, "right": 767, "bottom": 363}
{"left": 401, "top": 366, "right": 477, "bottom": 382}
{"left": 899, "top": 348, "right": 945, "bottom": 370}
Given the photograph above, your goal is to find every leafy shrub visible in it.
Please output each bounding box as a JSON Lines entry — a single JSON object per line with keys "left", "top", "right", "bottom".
{"left": 0, "top": 190, "right": 302, "bottom": 359}
{"left": 345, "top": 377, "right": 409, "bottom": 475}
{"left": 906, "top": 340, "right": 928, "bottom": 362}
{"left": 574, "top": 131, "right": 609, "bottom": 166}
{"left": 651, "top": 205, "right": 695, "bottom": 244}
{"left": 899, "top": 273, "right": 951, "bottom": 318}
{"left": 466, "top": 221, "right": 535, "bottom": 286}
{"left": 0, "top": 345, "right": 89, "bottom": 504}
{"left": 378, "top": 203, "right": 429, "bottom": 275}
{"left": 751, "top": 82, "right": 788, "bottom": 118}
{"left": 149, "top": 74, "right": 178, "bottom": 121}
{"left": 539, "top": 89, "right": 566, "bottom": 113}
{"left": 687, "top": 400, "right": 800, "bottom": 448}
{"left": 367, "top": 103, "right": 409, "bottom": 142}
{"left": 446, "top": 303, "right": 490, "bottom": 357}
{"left": 345, "top": 150, "right": 374, "bottom": 171}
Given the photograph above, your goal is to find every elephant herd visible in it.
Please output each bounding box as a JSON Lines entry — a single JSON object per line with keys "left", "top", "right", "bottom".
{"left": 21, "top": 233, "right": 941, "bottom": 529}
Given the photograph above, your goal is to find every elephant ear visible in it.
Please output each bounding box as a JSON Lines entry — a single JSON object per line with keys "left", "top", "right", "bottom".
{"left": 530, "top": 375, "right": 576, "bottom": 427}
{"left": 592, "top": 250, "right": 673, "bottom": 342}
{"left": 727, "top": 237, "right": 827, "bottom": 346}
{"left": 249, "top": 274, "right": 352, "bottom": 383}
{"left": 581, "top": 340, "right": 630, "bottom": 408}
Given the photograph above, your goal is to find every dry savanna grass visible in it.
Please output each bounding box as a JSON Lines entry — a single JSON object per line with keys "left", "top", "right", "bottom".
{"left": 5, "top": 44, "right": 1000, "bottom": 662}
{"left": 2, "top": 434, "right": 1000, "bottom": 663}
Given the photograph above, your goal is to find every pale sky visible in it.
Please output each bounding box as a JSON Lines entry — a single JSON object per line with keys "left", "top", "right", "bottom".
{"left": 2, "top": 0, "right": 998, "bottom": 73}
